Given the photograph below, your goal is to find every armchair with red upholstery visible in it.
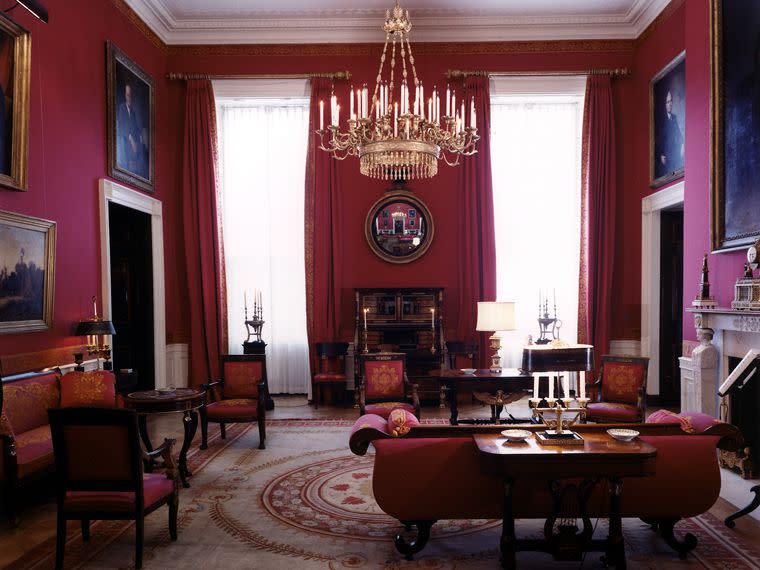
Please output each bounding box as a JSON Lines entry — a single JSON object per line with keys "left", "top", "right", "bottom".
{"left": 48, "top": 407, "right": 179, "bottom": 570}
{"left": 200, "top": 354, "right": 267, "bottom": 450}
{"left": 585, "top": 355, "right": 650, "bottom": 423}
{"left": 358, "top": 352, "right": 420, "bottom": 419}
{"left": 312, "top": 342, "right": 349, "bottom": 408}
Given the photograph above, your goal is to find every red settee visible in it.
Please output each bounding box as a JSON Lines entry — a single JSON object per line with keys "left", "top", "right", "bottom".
{"left": 349, "top": 412, "right": 743, "bottom": 560}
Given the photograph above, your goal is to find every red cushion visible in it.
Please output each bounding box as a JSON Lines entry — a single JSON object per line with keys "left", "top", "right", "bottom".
{"left": 64, "top": 473, "right": 174, "bottom": 512}
{"left": 206, "top": 399, "right": 259, "bottom": 419}
{"left": 601, "top": 361, "right": 646, "bottom": 403}
{"left": 223, "top": 361, "right": 262, "bottom": 399}
{"left": 364, "top": 360, "right": 405, "bottom": 399}
{"left": 314, "top": 373, "right": 346, "bottom": 382}
{"left": 387, "top": 409, "right": 419, "bottom": 436}
{"left": 677, "top": 411, "right": 722, "bottom": 434}
{"left": 365, "top": 402, "right": 415, "bottom": 419}
{"left": 1, "top": 372, "right": 60, "bottom": 433}
{"left": 59, "top": 371, "right": 117, "bottom": 408}
{"left": 586, "top": 401, "right": 641, "bottom": 422}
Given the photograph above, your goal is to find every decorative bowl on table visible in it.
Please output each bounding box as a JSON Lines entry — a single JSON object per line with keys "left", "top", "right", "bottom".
{"left": 501, "top": 429, "right": 532, "bottom": 443}
{"left": 460, "top": 368, "right": 477, "bottom": 375}
{"left": 607, "top": 428, "right": 639, "bottom": 442}
{"left": 157, "top": 386, "right": 176, "bottom": 394}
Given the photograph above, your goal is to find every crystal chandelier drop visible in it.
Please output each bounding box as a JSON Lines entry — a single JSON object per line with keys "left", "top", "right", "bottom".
{"left": 316, "top": 1, "right": 479, "bottom": 181}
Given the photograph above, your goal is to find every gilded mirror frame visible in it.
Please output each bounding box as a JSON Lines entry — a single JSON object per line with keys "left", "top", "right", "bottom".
{"left": 364, "top": 190, "right": 434, "bottom": 264}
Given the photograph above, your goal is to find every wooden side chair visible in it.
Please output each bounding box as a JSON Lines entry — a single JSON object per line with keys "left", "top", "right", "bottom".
{"left": 48, "top": 407, "right": 179, "bottom": 570}
{"left": 312, "top": 342, "right": 349, "bottom": 408}
{"left": 358, "top": 352, "right": 420, "bottom": 419}
{"left": 585, "top": 355, "right": 650, "bottom": 423}
{"left": 200, "top": 354, "right": 267, "bottom": 450}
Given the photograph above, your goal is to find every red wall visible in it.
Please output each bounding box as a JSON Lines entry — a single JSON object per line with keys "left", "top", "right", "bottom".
{"left": 167, "top": 45, "right": 633, "bottom": 342}
{"left": 0, "top": 0, "right": 172, "bottom": 357}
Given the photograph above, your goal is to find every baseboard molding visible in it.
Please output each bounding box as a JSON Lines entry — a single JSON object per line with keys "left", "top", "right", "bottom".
{"left": 166, "top": 343, "right": 189, "bottom": 388}
{"left": 609, "top": 340, "right": 641, "bottom": 356}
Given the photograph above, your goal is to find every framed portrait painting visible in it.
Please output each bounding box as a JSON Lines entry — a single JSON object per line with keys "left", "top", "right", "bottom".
{"left": 106, "top": 41, "right": 154, "bottom": 193}
{"left": 711, "top": 0, "right": 760, "bottom": 250}
{"left": 0, "top": 13, "right": 30, "bottom": 192}
{"left": 0, "top": 210, "right": 55, "bottom": 334}
{"left": 650, "top": 51, "right": 685, "bottom": 188}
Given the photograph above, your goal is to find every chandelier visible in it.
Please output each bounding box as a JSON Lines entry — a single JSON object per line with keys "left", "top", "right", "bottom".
{"left": 316, "top": 1, "right": 479, "bottom": 181}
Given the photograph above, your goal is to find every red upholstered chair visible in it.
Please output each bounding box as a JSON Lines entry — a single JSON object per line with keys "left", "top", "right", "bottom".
{"left": 312, "top": 342, "right": 349, "bottom": 408}
{"left": 200, "top": 354, "right": 267, "bottom": 450}
{"left": 48, "top": 407, "right": 179, "bottom": 570}
{"left": 585, "top": 355, "right": 650, "bottom": 423}
{"left": 359, "top": 352, "right": 420, "bottom": 419}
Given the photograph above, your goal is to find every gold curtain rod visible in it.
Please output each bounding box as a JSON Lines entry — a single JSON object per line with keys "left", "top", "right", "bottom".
{"left": 446, "top": 68, "right": 629, "bottom": 79}
{"left": 166, "top": 71, "right": 351, "bottom": 81}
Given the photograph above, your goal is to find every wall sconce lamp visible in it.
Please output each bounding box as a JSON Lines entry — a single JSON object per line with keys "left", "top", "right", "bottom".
{"left": 475, "top": 301, "right": 516, "bottom": 373}
{"left": 9, "top": 0, "right": 48, "bottom": 23}
{"left": 75, "top": 296, "right": 116, "bottom": 371}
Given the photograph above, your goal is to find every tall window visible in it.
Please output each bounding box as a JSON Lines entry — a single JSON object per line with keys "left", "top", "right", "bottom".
{"left": 216, "top": 80, "right": 311, "bottom": 394}
{"left": 490, "top": 77, "right": 585, "bottom": 367}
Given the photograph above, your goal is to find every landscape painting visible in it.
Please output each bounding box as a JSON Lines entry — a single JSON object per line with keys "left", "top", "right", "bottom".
{"left": 0, "top": 210, "right": 55, "bottom": 333}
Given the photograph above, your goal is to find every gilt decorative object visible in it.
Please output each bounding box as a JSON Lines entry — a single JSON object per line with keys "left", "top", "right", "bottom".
{"left": 243, "top": 290, "right": 267, "bottom": 354}
{"left": 316, "top": 1, "right": 479, "bottom": 181}
{"left": 693, "top": 253, "right": 717, "bottom": 309}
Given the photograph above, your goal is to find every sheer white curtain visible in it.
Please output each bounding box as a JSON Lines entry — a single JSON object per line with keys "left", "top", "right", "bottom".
{"left": 490, "top": 78, "right": 585, "bottom": 369}
{"left": 217, "top": 88, "right": 311, "bottom": 394}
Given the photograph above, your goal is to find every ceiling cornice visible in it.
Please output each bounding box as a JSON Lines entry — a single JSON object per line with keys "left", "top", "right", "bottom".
{"left": 123, "top": 0, "right": 672, "bottom": 46}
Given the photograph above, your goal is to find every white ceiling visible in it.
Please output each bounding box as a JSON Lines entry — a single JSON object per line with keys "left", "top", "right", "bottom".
{"left": 125, "top": 0, "right": 671, "bottom": 45}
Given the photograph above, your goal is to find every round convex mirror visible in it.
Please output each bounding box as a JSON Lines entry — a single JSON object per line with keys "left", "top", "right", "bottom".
{"left": 364, "top": 190, "right": 434, "bottom": 264}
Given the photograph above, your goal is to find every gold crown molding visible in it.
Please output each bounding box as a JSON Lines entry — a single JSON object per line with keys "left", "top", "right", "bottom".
{"left": 110, "top": 0, "right": 167, "bottom": 52}
{"left": 635, "top": 0, "right": 685, "bottom": 47}
{"left": 166, "top": 39, "right": 634, "bottom": 59}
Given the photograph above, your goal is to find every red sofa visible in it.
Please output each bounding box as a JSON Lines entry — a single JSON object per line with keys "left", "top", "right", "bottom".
{"left": 349, "top": 412, "right": 743, "bottom": 560}
{"left": 1, "top": 368, "right": 118, "bottom": 525}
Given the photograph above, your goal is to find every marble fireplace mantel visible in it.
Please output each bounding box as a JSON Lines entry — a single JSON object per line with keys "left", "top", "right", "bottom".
{"left": 680, "top": 308, "right": 760, "bottom": 416}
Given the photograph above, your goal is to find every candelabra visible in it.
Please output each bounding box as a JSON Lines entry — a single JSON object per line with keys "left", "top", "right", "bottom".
{"left": 243, "top": 294, "right": 266, "bottom": 354}
{"left": 529, "top": 396, "right": 590, "bottom": 445}
{"left": 536, "top": 291, "right": 563, "bottom": 345}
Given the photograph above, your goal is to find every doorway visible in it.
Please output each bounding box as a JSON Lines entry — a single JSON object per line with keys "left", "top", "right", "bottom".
{"left": 108, "top": 202, "right": 154, "bottom": 390}
{"left": 658, "top": 208, "right": 683, "bottom": 405}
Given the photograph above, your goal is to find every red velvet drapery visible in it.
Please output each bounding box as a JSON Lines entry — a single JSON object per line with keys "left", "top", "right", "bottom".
{"left": 305, "top": 78, "right": 342, "bottom": 367}
{"left": 578, "top": 75, "right": 617, "bottom": 373}
{"left": 455, "top": 75, "right": 497, "bottom": 367}
{"left": 181, "top": 79, "right": 226, "bottom": 387}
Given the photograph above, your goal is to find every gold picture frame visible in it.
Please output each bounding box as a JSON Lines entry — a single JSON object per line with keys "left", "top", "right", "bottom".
{"left": 649, "top": 51, "right": 685, "bottom": 189}
{"left": 0, "top": 13, "right": 30, "bottom": 192}
{"left": 365, "top": 188, "right": 435, "bottom": 264}
{"left": 710, "top": 0, "right": 760, "bottom": 251}
{"left": 106, "top": 41, "right": 155, "bottom": 193}
{"left": 0, "top": 210, "right": 56, "bottom": 334}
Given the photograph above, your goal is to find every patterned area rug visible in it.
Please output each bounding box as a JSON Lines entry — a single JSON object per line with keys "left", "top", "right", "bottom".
{"left": 8, "top": 420, "right": 760, "bottom": 569}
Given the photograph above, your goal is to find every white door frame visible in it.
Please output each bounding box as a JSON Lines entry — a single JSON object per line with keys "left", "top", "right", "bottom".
{"left": 640, "top": 181, "right": 684, "bottom": 396}
{"left": 99, "top": 178, "right": 167, "bottom": 389}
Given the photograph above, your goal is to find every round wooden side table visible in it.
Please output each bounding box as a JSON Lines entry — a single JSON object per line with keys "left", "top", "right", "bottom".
{"left": 123, "top": 388, "right": 205, "bottom": 488}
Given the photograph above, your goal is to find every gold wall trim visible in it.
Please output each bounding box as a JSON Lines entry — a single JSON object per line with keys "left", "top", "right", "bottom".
{"left": 110, "top": 0, "right": 166, "bottom": 52}
{"left": 165, "top": 39, "right": 634, "bottom": 59}
{"left": 635, "top": 0, "right": 686, "bottom": 47}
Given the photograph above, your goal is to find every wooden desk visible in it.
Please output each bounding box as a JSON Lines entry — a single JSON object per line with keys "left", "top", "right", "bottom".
{"left": 428, "top": 368, "right": 533, "bottom": 424}
{"left": 474, "top": 432, "right": 657, "bottom": 569}
{"left": 123, "top": 388, "right": 205, "bottom": 488}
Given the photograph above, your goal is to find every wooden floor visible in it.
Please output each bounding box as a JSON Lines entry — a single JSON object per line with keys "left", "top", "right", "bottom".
{"left": 1, "top": 395, "right": 759, "bottom": 567}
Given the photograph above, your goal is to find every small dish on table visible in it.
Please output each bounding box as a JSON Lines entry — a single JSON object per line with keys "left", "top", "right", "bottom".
{"left": 501, "top": 429, "right": 532, "bottom": 443}
{"left": 157, "top": 386, "right": 176, "bottom": 395}
{"left": 607, "top": 428, "right": 639, "bottom": 442}
{"left": 460, "top": 368, "right": 476, "bottom": 375}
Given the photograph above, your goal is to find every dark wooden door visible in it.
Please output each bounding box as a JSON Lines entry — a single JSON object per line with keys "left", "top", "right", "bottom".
{"left": 659, "top": 209, "right": 683, "bottom": 406}
{"left": 108, "top": 202, "right": 154, "bottom": 390}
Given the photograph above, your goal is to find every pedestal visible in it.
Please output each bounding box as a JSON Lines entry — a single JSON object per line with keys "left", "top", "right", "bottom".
{"left": 243, "top": 341, "right": 267, "bottom": 355}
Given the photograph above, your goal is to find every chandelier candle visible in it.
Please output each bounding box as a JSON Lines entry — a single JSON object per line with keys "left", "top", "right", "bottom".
{"left": 316, "top": 0, "right": 479, "bottom": 181}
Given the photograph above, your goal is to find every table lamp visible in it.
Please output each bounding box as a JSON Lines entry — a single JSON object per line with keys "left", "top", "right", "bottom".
{"left": 475, "top": 301, "right": 516, "bottom": 373}
{"left": 75, "top": 296, "right": 116, "bottom": 371}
